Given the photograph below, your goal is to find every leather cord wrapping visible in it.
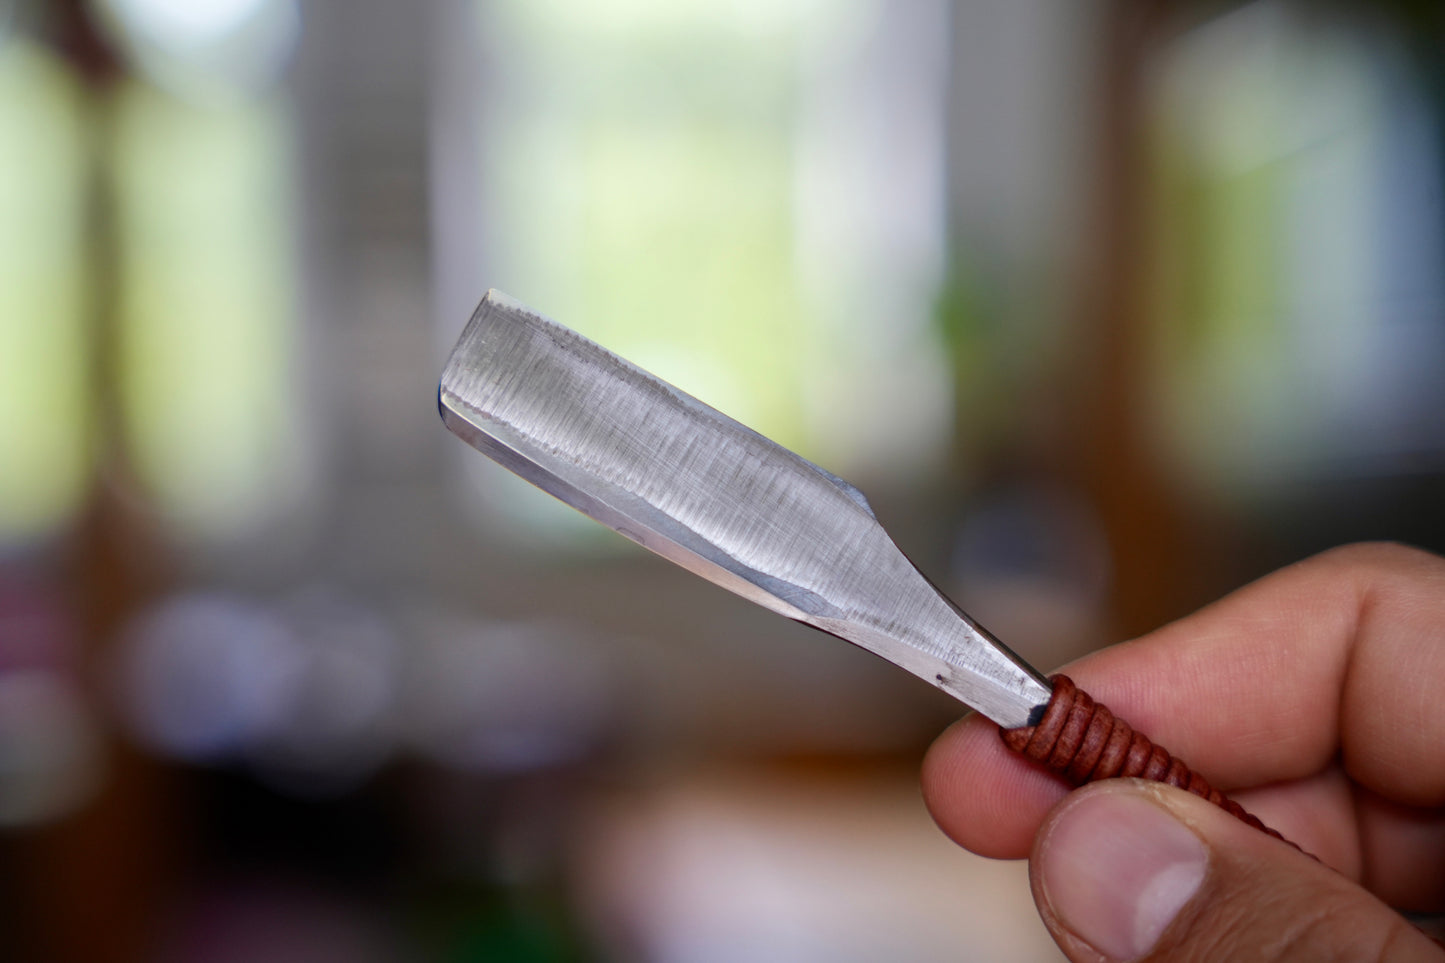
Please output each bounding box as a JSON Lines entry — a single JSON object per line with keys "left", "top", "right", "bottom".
{"left": 1000, "top": 674, "right": 1295, "bottom": 849}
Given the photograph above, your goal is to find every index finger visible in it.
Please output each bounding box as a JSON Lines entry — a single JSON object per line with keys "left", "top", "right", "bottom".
{"left": 922, "top": 542, "right": 1445, "bottom": 864}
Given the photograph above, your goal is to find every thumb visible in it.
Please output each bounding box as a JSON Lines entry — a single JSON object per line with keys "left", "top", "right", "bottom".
{"left": 1028, "top": 780, "right": 1442, "bottom": 962}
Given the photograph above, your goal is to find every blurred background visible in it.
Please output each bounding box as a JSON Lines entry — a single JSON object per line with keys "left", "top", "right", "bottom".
{"left": 2, "top": 0, "right": 1445, "bottom": 959}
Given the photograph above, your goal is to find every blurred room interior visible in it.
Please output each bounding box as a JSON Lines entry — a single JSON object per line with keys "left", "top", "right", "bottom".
{"left": 2, "top": 0, "right": 1444, "bottom": 959}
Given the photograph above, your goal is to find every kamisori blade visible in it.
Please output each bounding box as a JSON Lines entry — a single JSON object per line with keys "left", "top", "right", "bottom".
{"left": 439, "top": 290, "right": 1050, "bottom": 728}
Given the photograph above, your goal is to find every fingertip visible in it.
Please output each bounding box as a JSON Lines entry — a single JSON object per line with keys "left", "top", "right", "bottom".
{"left": 919, "top": 713, "right": 985, "bottom": 825}
{"left": 922, "top": 712, "right": 1069, "bottom": 859}
{"left": 1032, "top": 780, "right": 1428, "bottom": 963}
{"left": 1030, "top": 782, "right": 1210, "bottom": 961}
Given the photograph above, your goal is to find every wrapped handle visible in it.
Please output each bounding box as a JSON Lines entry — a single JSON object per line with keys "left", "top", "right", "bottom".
{"left": 1000, "top": 675, "right": 1297, "bottom": 850}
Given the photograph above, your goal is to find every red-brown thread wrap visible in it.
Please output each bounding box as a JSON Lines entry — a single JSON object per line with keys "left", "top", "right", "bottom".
{"left": 1001, "top": 674, "right": 1297, "bottom": 850}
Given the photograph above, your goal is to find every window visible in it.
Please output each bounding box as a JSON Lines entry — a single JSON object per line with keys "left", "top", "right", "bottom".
{"left": 435, "top": 0, "right": 952, "bottom": 544}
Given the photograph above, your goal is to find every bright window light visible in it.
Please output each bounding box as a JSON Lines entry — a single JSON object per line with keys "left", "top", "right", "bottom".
{"left": 103, "top": 0, "right": 266, "bottom": 49}
{"left": 94, "top": 0, "right": 299, "bottom": 99}
{"left": 0, "top": 42, "right": 91, "bottom": 549}
{"left": 112, "top": 80, "right": 307, "bottom": 546}
{"left": 1146, "top": 2, "right": 1445, "bottom": 500}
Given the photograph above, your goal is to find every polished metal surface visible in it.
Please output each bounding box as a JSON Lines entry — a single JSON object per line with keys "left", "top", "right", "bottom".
{"left": 439, "top": 291, "right": 1051, "bottom": 728}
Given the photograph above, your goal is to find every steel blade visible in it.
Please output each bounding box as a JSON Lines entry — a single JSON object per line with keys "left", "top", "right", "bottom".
{"left": 439, "top": 290, "right": 1050, "bottom": 728}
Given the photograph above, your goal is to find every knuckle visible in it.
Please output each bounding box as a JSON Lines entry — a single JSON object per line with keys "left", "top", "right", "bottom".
{"left": 1313, "top": 541, "right": 1437, "bottom": 572}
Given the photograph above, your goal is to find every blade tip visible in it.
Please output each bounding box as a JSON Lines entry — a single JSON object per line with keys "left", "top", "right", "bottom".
{"left": 439, "top": 290, "right": 513, "bottom": 403}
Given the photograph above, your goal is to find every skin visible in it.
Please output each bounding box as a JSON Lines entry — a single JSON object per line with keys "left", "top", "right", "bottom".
{"left": 922, "top": 542, "right": 1445, "bottom": 940}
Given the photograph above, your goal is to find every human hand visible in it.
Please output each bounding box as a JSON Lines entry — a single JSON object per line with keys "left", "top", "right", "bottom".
{"left": 922, "top": 543, "right": 1445, "bottom": 961}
